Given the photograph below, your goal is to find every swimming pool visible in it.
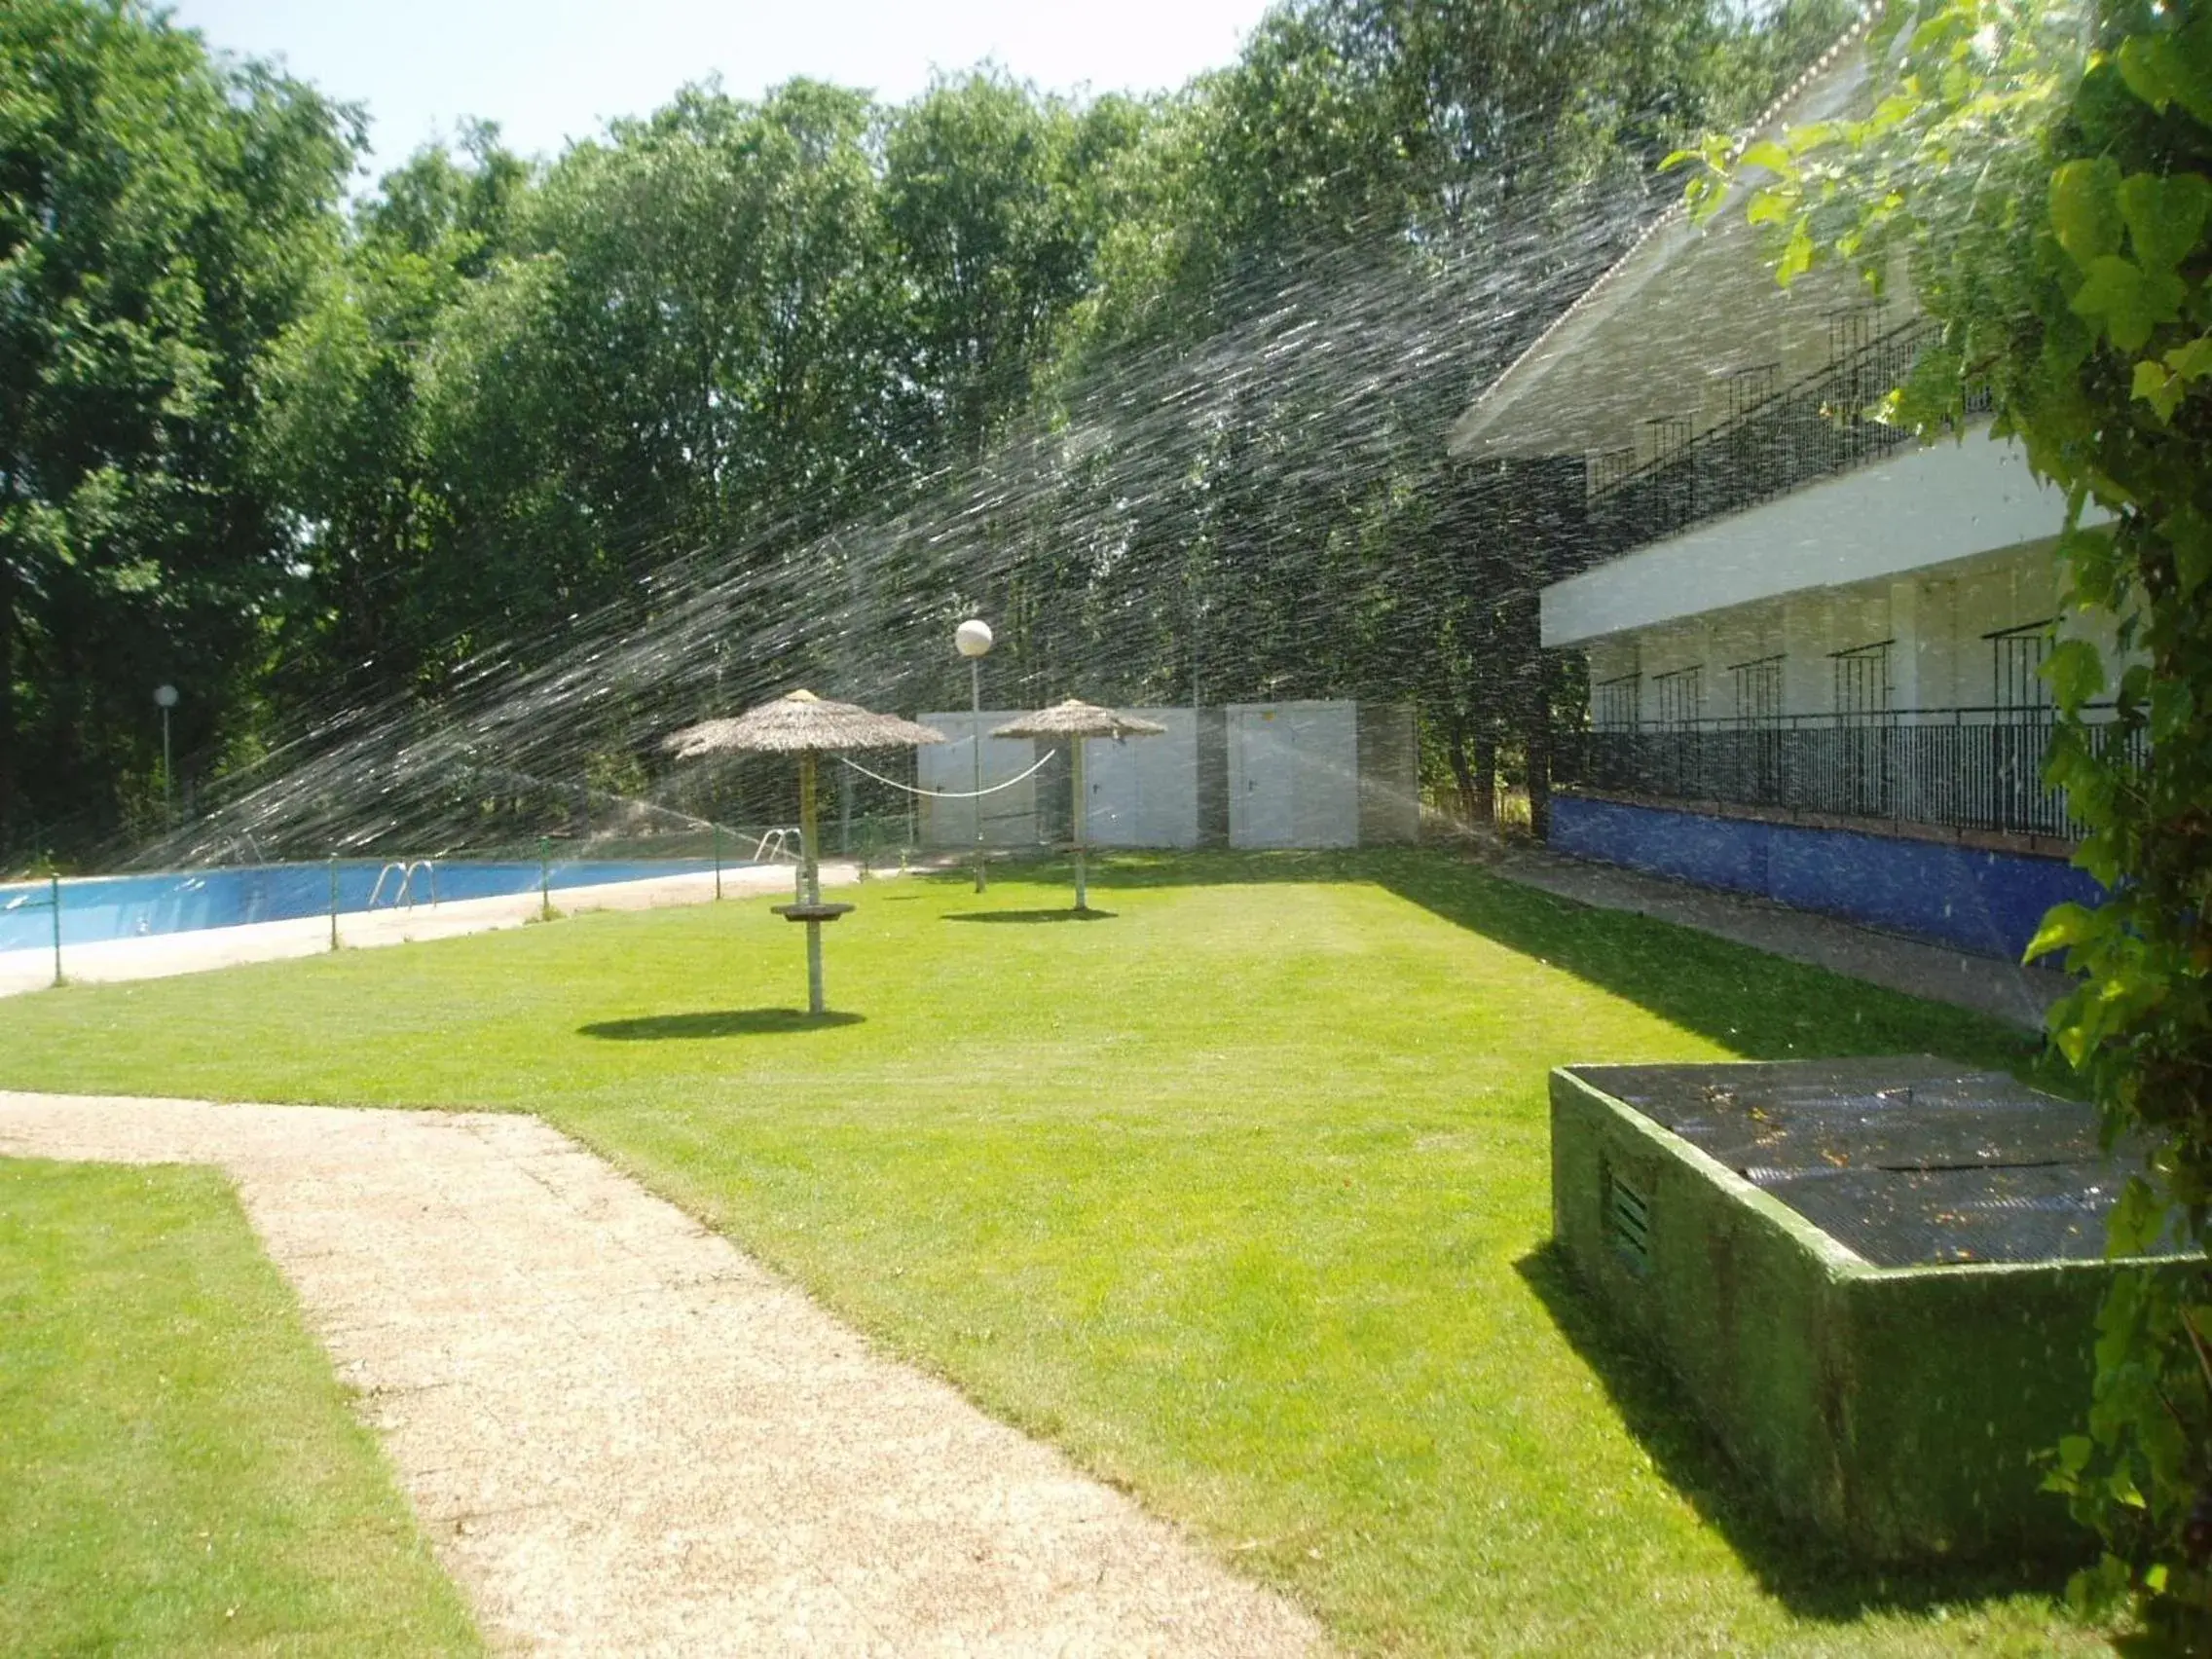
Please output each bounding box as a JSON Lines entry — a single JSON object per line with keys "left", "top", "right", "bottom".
{"left": 0, "top": 858, "right": 728, "bottom": 954}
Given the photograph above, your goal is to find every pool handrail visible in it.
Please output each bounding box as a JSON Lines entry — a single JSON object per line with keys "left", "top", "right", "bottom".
{"left": 751, "top": 826, "right": 804, "bottom": 865}
{"left": 367, "top": 859, "right": 440, "bottom": 909}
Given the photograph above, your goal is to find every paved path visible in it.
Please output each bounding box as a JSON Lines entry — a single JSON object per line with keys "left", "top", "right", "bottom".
{"left": 0, "top": 1091, "right": 1322, "bottom": 1657}
{"left": 1492, "top": 846, "right": 2071, "bottom": 1033}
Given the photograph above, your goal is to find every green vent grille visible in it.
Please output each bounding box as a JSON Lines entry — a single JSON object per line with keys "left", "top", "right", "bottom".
{"left": 1606, "top": 1168, "right": 1652, "bottom": 1272}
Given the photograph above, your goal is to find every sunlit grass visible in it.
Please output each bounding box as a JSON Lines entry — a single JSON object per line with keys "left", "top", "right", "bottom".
{"left": 0, "top": 1160, "right": 482, "bottom": 1657}
{"left": 0, "top": 850, "right": 2094, "bottom": 1655}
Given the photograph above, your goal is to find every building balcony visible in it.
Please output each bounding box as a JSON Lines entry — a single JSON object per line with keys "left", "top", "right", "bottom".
{"left": 1554, "top": 708, "right": 2142, "bottom": 847}
{"left": 1570, "top": 317, "right": 1993, "bottom": 580}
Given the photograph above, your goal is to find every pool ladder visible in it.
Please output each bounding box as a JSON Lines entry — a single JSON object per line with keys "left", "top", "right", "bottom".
{"left": 368, "top": 860, "right": 438, "bottom": 909}
{"left": 750, "top": 826, "right": 803, "bottom": 865}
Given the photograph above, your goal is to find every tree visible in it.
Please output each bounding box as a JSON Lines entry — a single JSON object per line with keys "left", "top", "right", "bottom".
{"left": 0, "top": 0, "right": 355, "bottom": 853}
{"left": 256, "top": 129, "right": 530, "bottom": 703}
{"left": 1677, "top": 0, "right": 2212, "bottom": 1633}
{"left": 883, "top": 72, "right": 1126, "bottom": 461}
{"left": 8, "top": 0, "right": 1852, "bottom": 861}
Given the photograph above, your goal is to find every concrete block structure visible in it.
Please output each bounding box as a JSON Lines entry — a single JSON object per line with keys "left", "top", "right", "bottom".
{"left": 1550, "top": 1059, "right": 2192, "bottom": 1562}
{"left": 914, "top": 700, "right": 1419, "bottom": 853}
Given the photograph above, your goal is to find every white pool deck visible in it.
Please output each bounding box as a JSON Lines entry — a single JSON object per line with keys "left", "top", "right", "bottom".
{"left": 0, "top": 861, "right": 869, "bottom": 999}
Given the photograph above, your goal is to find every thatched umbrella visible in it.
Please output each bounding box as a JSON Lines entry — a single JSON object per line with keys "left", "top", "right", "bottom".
{"left": 666, "top": 690, "right": 943, "bottom": 1014}
{"left": 993, "top": 700, "right": 1166, "bottom": 911}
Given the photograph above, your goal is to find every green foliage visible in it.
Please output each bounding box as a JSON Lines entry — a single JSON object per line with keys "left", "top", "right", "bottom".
{"left": 1677, "top": 0, "right": 2212, "bottom": 1634}
{"left": 0, "top": 0, "right": 355, "bottom": 852}
{"left": 7, "top": 1, "right": 1856, "bottom": 859}
{"left": 883, "top": 73, "right": 1128, "bottom": 458}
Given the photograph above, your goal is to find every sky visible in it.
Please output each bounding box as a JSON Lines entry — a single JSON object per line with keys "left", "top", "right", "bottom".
{"left": 168, "top": 0, "right": 1279, "bottom": 186}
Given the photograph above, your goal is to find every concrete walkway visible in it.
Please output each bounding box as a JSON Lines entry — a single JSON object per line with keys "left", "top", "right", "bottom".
{"left": 0, "top": 1091, "right": 1321, "bottom": 1657}
{"left": 0, "top": 862, "right": 868, "bottom": 999}
{"left": 1492, "top": 846, "right": 2071, "bottom": 1033}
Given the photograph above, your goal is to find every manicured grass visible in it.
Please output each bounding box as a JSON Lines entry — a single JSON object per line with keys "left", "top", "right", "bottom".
{"left": 0, "top": 850, "right": 2094, "bottom": 1654}
{"left": 0, "top": 1159, "right": 481, "bottom": 1657}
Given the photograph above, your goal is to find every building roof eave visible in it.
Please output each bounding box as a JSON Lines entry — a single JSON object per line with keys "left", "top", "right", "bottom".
{"left": 1448, "top": 14, "right": 1878, "bottom": 463}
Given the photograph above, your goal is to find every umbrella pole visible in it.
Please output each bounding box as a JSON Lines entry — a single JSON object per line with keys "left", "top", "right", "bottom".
{"left": 1072, "top": 737, "right": 1088, "bottom": 911}
{"left": 799, "top": 750, "right": 825, "bottom": 1015}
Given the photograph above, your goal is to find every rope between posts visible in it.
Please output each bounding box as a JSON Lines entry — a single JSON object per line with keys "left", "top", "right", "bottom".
{"left": 834, "top": 750, "right": 1055, "bottom": 799}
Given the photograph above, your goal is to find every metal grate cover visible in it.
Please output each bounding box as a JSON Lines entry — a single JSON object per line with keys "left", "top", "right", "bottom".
{"left": 1570, "top": 1058, "right": 2190, "bottom": 1270}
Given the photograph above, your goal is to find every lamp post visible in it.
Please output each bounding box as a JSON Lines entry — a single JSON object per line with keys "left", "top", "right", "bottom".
{"left": 955, "top": 618, "right": 993, "bottom": 892}
{"left": 153, "top": 684, "right": 178, "bottom": 830}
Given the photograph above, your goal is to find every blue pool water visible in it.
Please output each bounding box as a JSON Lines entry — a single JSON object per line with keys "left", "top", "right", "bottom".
{"left": 0, "top": 859, "right": 726, "bottom": 954}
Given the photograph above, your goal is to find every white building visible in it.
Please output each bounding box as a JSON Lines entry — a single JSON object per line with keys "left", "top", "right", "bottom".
{"left": 1446, "top": 29, "right": 2112, "bottom": 958}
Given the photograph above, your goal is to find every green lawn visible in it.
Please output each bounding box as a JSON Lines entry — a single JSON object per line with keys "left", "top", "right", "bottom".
{"left": 0, "top": 1159, "right": 482, "bottom": 1657}
{"left": 0, "top": 850, "right": 2097, "bottom": 1655}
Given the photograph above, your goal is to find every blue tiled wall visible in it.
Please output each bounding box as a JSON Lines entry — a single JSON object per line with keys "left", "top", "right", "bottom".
{"left": 1548, "top": 794, "right": 2103, "bottom": 959}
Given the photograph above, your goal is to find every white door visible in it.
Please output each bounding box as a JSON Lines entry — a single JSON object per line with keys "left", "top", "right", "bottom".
{"left": 1084, "top": 734, "right": 1134, "bottom": 845}
{"left": 1230, "top": 706, "right": 1298, "bottom": 848}
{"left": 1083, "top": 709, "right": 1198, "bottom": 847}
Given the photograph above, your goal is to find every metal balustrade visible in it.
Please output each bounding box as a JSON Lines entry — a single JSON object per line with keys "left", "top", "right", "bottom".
{"left": 1554, "top": 709, "right": 2144, "bottom": 841}
{"left": 1572, "top": 316, "right": 1992, "bottom": 573}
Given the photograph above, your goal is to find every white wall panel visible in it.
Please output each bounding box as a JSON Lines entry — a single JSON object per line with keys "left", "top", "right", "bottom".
{"left": 915, "top": 713, "right": 1039, "bottom": 847}
{"left": 1227, "top": 702, "right": 1360, "bottom": 849}
{"left": 1541, "top": 428, "right": 2084, "bottom": 647}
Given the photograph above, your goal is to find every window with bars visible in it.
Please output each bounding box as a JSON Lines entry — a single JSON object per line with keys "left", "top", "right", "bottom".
{"left": 1594, "top": 674, "right": 1641, "bottom": 731}
{"left": 1729, "top": 655, "right": 1784, "bottom": 725}
{"left": 1985, "top": 619, "right": 2057, "bottom": 833}
{"left": 1588, "top": 446, "right": 1635, "bottom": 499}
{"left": 1831, "top": 640, "right": 1894, "bottom": 719}
{"left": 1642, "top": 414, "right": 1692, "bottom": 465}
{"left": 1651, "top": 666, "right": 1703, "bottom": 728}
{"left": 1828, "top": 639, "right": 1896, "bottom": 816}
{"left": 1828, "top": 305, "right": 1887, "bottom": 362}
{"left": 1988, "top": 620, "right": 2055, "bottom": 716}
{"left": 1726, "top": 363, "right": 1780, "bottom": 423}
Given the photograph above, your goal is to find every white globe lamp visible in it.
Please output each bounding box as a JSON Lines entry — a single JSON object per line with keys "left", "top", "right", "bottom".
{"left": 954, "top": 619, "right": 993, "bottom": 889}
{"left": 153, "top": 685, "right": 179, "bottom": 830}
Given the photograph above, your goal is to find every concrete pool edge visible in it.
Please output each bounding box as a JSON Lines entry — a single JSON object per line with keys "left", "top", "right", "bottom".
{"left": 0, "top": 862, "right": 868, "bottom": 998}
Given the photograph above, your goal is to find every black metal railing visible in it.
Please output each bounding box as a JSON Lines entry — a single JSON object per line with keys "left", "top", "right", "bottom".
{"left": 1572, "top": 315, "right": 1991, "bottom": 572}
{"left": 1554, "top": 708, "right": 2144, "bottom": 841}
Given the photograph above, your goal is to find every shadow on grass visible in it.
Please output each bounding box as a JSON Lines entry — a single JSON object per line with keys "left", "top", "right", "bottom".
{"left": 936, "top": 849, "right": 2052, "bottom": 1078}
{"left": 941, "top": 908, "right": 1115, "bottom": 924}
{"left": 1515, "top": 1238, "right": 2083, "bottom": 1620}
{"left": 578, "top": 1009, "right": 865, "bottom": 1040}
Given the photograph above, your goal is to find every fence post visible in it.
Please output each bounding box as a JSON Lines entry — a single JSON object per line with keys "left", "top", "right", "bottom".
{"left": 714, "top": 823, "right": 723, "bottom": 902}
{"left": 538, "top": 836, "right": 552, "bottom": 921}
{"left": 328, "top": 855, "right": 341, "bottom": 951}
{"left": 49, "top": 873, "right": 62, "bottom": 988}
